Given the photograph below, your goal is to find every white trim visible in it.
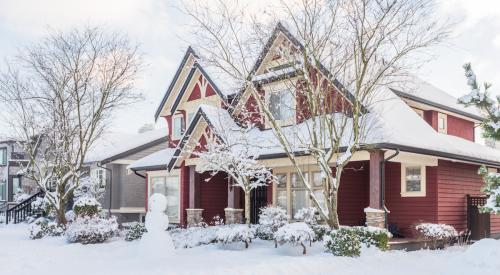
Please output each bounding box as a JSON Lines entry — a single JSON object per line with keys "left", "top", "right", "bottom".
{"left": 438, "top": 112, "right": 447, "bottom": 134}
{"left": 401, "top": 163, "right": 426, "bottom": 197}
{"left": 110, "top": 207, "right": 146, "bottom": 214}
{"left": 110, "top": 159, "right": 136, "bottom": 165}
{"left": 264, "top": 81, "right": 297, "bottom": 128}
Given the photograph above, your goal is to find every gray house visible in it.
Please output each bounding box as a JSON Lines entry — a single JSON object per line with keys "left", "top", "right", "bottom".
{"left": 0, "top": 140, "right": 38, "bottom": 204}
{"left": 85, "top": 129, "right": 168, "bottom": 223}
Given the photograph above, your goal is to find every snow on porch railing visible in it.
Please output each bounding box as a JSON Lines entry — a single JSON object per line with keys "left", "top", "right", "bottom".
{"left": 5, "top": 191, "right": 44, "bottom": 224}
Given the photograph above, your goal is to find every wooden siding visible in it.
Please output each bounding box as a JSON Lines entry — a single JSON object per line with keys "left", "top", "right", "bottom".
{"left": 199, "top": 171, "right": 228, "bottom": 223}
{"left": 447, "top": 115, "right": 474, "bottom": 141}
{"left": 180, "top": 164, "right": 189, "bottom": 226}
{"left": 385, "top": 162, "right": 438, "bottom": 236}
{"left": 436, "top": 160, "right": 500, "bottom": 234}
{"left": 337, "top": 161, "right": 370, "bottom": 226}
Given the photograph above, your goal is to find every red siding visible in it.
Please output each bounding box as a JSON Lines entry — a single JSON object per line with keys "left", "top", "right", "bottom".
{"left": 436, "top": 160, "right": 500, "bottom": 234}
{"left": 200, "top": 171, "right": 228, "bottom": 223}
{"left": 385, "top": 162, "right": 438, "bottom": 236}
{"left": 424, "top": 110, "right": 438, "bottom": 130}
{"left": 337, "top": 161, "right": 370, "bottom": 226}
{"left": 180, "top": 164, "right": 189, "bottom": 226}
{"left": 447, "top": 115, "right": 474, "bottom": 141}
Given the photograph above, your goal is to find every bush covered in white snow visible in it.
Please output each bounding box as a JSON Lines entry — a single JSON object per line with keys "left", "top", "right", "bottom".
{"left": 215, "top": 224, "right": 255, "bottom": 248}
{"left": 294, "top": 207, "right": 318, "bottom": 225}
{"left": 415, "top": 223, "right": 458, "bottom": 240}
{"left": 351, "top": 226, "right": 391, "bottom": 250}
{"left": 256, "top": 206, "right": 288, "bottom": 240}
{"left": 66, "top": 215, "right": 118, "bottom": 244}
{"left": 29, "top": 217, "right": 65, "bottom": 239}
{"left": 324, "top": 227, "right": 361, "bottom": 257}
{"left": 274, "top": 222, "right": 315, "bottom": 255}
{"left": 73, "top": 197, "right": 101, "bottom": 217}
{"left": 170, "top": 226, "right": 221, "bottom": 248}
{"left": 125, "top": 222, "right": 148, "bottom": 241}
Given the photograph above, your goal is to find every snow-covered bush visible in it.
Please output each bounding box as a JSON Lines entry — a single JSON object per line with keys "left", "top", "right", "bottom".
{"left": 29, "top": 217, "right": 65, "bottom": 239}
{"left": 294, "top": 207, "right": 318, "bottom": 225}
{"left": 215, "top": 225, "right": 255, "bottom": 248}
{"left": 210, "top": 215, "right": 224, "bottom": 226}
{"left": 170, "top": 226, "right": 221, "bottom": 248}
{"left": 311, "top": 224, "right": 329, "bottom": 241}
{"left": 14, "top": 191, "right": 30, "bottom": 203}
{"left": 324, "top": 227, "right": 361, "bottom": 257}
{"left": 415, "top": 223, "right": 458, "bottom": 240}
{"left": 274, "top": 222, "right": 315, "bottom": 255}
{"left": 125, "top": 222, "right": 148, "bottom": 241}
{"left": 352, "top": 226, "right": 391, "bottom": 250}
{"left": 74, "top": 176, "right": 105, "bottom": 201}
{"left": 65, "top": 210, "right": 76, "bottom": 222}
{"left": 256, "top": 206, "right": 288, "bottom": 240}
{"left": 66, "top": 215, "right": 118, "bottom": 244}
{"left": 73, "top": 197, "right": 100, "bottom": 217}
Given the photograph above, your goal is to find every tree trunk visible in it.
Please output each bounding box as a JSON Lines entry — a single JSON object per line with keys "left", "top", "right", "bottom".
{"left": 327, "top": 190, "right": 340, "bottom": 229}
{"left": 56, "top": 199, "right": 67, "bottom": 225}
{"left": 301, "top": 242, "right": 306, "bottom": 255}
{"left": 244, "top": 191, "right": 251, "bottom": 224}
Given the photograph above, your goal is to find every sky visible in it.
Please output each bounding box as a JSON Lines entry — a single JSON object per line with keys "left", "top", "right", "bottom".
{"left": 1, "top": 0, "right": 500, "bottom": 136}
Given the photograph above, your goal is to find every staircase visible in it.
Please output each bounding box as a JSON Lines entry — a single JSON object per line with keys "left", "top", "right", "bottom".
{"left": 3, "top": 191, "right": 45, "bottom": 224}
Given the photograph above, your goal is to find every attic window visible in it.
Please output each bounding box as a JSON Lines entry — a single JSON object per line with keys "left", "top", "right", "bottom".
{"left": 401, "top": 164, "right": 426, "bottom": 197}
{"left": 269, "top": 89, "right": 295, "bottom": 123}
{"left": 438, "top": 113, "right": 447, "bottom": 134}
{"left": 172, "top": 114, "right": 185, "bottom": 140}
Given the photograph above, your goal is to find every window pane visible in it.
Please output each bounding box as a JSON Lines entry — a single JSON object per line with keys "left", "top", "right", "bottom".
{"left": 165, "top": 176, "right": 179, "bottom": 220}
{"left": 292, "top": 190, "right": 308, "bottom": 216}
{"left": 0, "top": 149, "right": 6, "bottom": 165}
{"left": 313, "top": 190, "right": 327, "bottom": 213}
{"left": 438, "top": 117, "right": 445, "bottom": 129}
{"left": 151, "top": 177, "right": 166, "bottom": 195}
{"left": 312, "top": 172, "right": 323, "bottom": 187}
{"left": 406, "top": 166, "right": 421, "bottom": 192}
{"left": 280, "top": 91, "right": 294, "bottom": 120}
{"left": 276, "top": 173, "right": 287, "bottom": 188}
{"left": 277, "top": 190, "right": 287, "bottom": 210}
{"left": 291, "top": 172, "right": 308, "bottom": 188}
{"left": 269, "top": 92, "right": 282, "bottom": 120}
{"left": 173, "top": 117, "right": 184, "bottom": 138}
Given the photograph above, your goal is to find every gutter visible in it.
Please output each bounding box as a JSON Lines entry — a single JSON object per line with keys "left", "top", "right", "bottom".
{"left": 380, "top": 149, "right": 399, "bottom": 229}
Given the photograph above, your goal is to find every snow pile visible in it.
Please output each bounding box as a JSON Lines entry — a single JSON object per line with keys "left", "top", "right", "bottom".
{"left": 215, "top": 224, "right": 255, "bottom": 248}
{"left": 29, "top": 217, "right": 65, "bottom": 239}
{"left": 415, "top": 223, "right": 458, "bottom": 239}
{"left": 461, "top": 238, "right": 500, "bottom": 269}
{"left": 66, "top": 215, "right": 119, "bottom": 244}
{"left": 274, "top": 222, "right": 315, "bottom": 254}
{"left": 256, "top": 206, "right": 288, "bottom": 240}
{"left": 170, "top": 226, "right": 221, "bottom": 248}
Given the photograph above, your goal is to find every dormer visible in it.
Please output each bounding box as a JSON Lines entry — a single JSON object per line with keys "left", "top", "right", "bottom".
{"left": 391, "top": 80, "right": 483, "bottom": 142}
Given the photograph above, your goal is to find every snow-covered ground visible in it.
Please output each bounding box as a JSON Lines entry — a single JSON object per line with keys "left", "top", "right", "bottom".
{"left": 0, "top": 224, "right": 499, "bottom": 275}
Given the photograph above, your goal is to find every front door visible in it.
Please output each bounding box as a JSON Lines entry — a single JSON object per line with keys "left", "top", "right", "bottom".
{"left": 250, "top": 185, "right": 267, "bottom": 224}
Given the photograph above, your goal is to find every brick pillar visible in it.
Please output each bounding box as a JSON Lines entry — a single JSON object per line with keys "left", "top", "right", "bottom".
{"left": 189, "top": 166, "right": 201, "bottom": 209}
{"left": 367, "top": 150, "right": 386, "bottom": 228}
{"left": 186, "top": 208, "right": 204, "bottom": 227}
{"left": 225, "top": 208, "right": 244, "bottom": 224}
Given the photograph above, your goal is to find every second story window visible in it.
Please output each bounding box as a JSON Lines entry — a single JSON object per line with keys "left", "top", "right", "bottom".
{"left": 172, "top": 115, "right": 185, "bottom": 140}
{"left": 0, "top": 148, "right": 7, "bottom": 166}
{"left": 269, "top": 89, "right": 295, "bottom": 123}
{"left": 438, "top": 113, "right": 447, "bottom": 134}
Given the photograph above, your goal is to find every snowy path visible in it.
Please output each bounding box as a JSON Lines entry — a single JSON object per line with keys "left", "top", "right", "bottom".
{"left": 0, "top": 224, "right": 498, "bottom": 275}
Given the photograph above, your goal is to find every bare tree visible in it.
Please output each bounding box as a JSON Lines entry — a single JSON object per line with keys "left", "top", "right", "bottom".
{"left": 0, "top": 26, "right": 142, "bottom": 224}
{"left": 181, "top": 0, "right": 449, "bottom": 228}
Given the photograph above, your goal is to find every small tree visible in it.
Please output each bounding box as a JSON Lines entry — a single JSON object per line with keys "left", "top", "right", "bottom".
{"left": 458, "top": 63, "right": 500, "bottom": 214}
{"left": 195, "top": 131, "right": 275, "bottom": 224}
{"left": 0, "top": 26, "right": 142, "bottom": 224}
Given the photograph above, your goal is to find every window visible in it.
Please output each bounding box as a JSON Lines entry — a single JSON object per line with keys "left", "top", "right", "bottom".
{"left": 96, "top": 169, "right": 105, "bottom": 187}
{"left": 12, "top": 177, "right": 21, "bottom": 195}
{"left": 0, "top": 148, "right": 7, "bottom": 165}
{"left": 188, "top": 112, "right": 195, "bottom": 124}
{"left": 438, "top": 113, "right": 447, "bottom": 133}
{"left": 150, "top": 174, "right": 180, "bottom": 222}
{"left": 401, "top": 164, "right": 426, "bottom": 197}
{"left": 172, "top": 115, "right": 185, "bottom": 140}
{"left": 269, "top": 89, "right": 295, "bottom": 122}
{"left": 273, "top": 169, "right": 326, "bottom": 218}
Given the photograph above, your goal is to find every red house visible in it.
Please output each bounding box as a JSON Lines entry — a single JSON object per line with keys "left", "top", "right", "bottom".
{"left": 129, "top": 24, "right": 500, "bottom": 239}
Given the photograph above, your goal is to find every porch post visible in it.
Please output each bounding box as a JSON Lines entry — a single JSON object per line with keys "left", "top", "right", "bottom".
{"left": 225, "top": 177, "right": 243, "bottom": 224}
{"left": 186, "top": 165, "right": 203, "bottom": 227}
{"left": 366, "top": 150, "right": 386, "bottom": 228}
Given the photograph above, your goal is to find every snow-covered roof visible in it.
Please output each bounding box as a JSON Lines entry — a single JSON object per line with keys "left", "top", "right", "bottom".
{"left": 391, "top": 76, "right": 483, "bottom": 120}
{"left": 85, "top": 128, "right": 167, "bottom": 164}
{"left": 127, "top": 148, "right": 176, "bottom": 171}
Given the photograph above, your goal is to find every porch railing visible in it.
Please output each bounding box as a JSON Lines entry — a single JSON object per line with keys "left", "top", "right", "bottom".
{"left": 5, "top": 191, "right": 45, "bottom": 224}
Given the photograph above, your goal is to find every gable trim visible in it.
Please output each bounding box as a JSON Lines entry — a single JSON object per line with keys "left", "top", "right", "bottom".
{"left": 100, "top": 136, "right": 168, "bottom": 165}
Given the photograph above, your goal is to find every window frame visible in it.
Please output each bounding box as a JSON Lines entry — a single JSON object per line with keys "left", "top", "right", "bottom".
{"left": 147, "top": 170, "right": 181, "bottom": 223}
{"left": 266, "top": 88, "right": 296, "bottom": 127}
{"left": 400, "top": 163, "right": 426, "bottom": 197}
{"left": 171, "top": 114, "right": 185, "bottom": 140}
{"left": 0, "top": 147, "right": 7, "bottom": 166}
{"left": 437, "top": 113, "right": 447, "bottom": 134}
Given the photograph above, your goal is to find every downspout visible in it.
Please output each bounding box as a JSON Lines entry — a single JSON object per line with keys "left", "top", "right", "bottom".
{"left": 97, "top": 163, "right": 112, "bottom": 217}
{"left": 380, "top": 149, "right": 399, "bottom": 229}
{"left": 133, "top": 170, "right": 146, "bottom": 179}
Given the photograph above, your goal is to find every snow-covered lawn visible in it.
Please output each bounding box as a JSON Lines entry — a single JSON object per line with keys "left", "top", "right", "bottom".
{"left": 0, "top": 224, "right": 499, "bottom": 275}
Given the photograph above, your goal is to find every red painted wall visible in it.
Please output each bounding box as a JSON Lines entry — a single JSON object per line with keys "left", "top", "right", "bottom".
{"left": 447, "top": 115, "right": 475, "bottom": 141}
{"left": 385, "top": 162, "right": 439, "bottom": 236}
{"left": 180, "top": 164, "right": 189, "bottom": 226}
{"left": 436, "top": 160, "right": 500, "bottom": 234}
{"left": 199, "top": 171, "right": 228, "bottom": 223}
{"left": 424, "top": 110, "right": 438, "bottom": 130}
{"left": 337, "top": 161, "right": 370, "bottom": 226}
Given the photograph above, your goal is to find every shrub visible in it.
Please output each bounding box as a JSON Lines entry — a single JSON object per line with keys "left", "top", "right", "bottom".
{"left": 66, "top": 215, "right": 118, "bottom": 244}
{"left": 125, "top": 222, "right": 148, "bottom": 241}
{"left": 215, "top": 225, "right": 255, "bottom": 248}
{"left": 73, "top": 197, "right": 100, "bottom": 217}
{"left": 311, "top": 224, "right": 329, "bottom": 241}
{"left": 170, "top": 226, "right": 220, "bottom": 248}
{"left": 324, "top": 228, "right": 361, "bottom": 257}
{"left": 29, "top": 218, "right": 65, "bottom": 239}
{"left": 415, "top": 223, "right": 458, "bottom": 248}
{"left": 65, "top": 210, "right": 76, "bottom": 223}
{"left": 256, "top": 206, "right": 288, "bottom": 240}
{"left": 352, "top": 226, "right": 391, "bottom": 250}
{"left": 294, "top": 207, "right": 318, "bottom": 225}
{"left": 274, "top": 222, "right": 315, "bottom": 255}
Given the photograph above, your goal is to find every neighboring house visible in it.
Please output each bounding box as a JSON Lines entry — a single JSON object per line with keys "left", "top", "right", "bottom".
{"left": 129, "top": 23, "right": 500, "bottom": 238}
{"left": 0, "top": 140, "right": 38, "bottom": 204}
{"left": 85, "top": 129, "right": 168, "bottom": 223}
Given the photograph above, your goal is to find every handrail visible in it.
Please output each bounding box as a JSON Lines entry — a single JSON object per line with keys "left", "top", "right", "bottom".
{"left": 5, "top": 191, "right": 44, "bottom": 224}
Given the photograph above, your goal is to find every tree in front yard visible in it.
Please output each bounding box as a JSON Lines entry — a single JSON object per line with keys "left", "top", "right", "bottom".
{"left": 180, "top": 0, "right": 450, "bottom": 228}
{"left": 0, "top": 27, "right": 142, "bottom": 224}
{"left": 458, "top": 65, "right": 500, "bottom": 214}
